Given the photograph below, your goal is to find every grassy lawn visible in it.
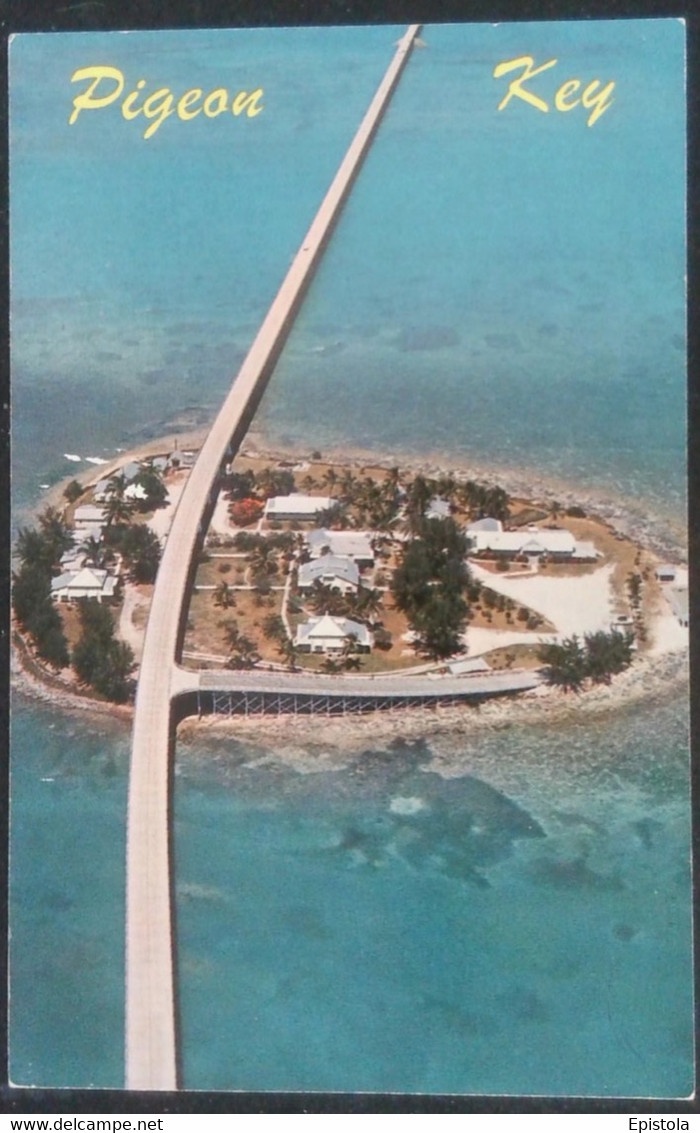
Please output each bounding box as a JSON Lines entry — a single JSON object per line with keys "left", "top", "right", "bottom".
{"left": 480, "top": 643, "right": 544, "bottom": 671}
{"left": 57, "top": 596, "right": 124, "bottom": 651}
{"left": 182, "top": 586, "right": 286, "bottom": 667}
{"left": 178, "top": 452, "right": 663, "bottom": 672}
{"left": 195, "top": 556, "right": 252, "bottom": 587}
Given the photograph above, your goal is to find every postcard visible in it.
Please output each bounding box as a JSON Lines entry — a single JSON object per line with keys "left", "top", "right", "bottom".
{"left": 9, "top": 19, "right": 692, "bottom": 1100}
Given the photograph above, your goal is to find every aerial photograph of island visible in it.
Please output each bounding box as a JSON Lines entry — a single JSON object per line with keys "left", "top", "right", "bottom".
{"left": 9, "top": 19, "right": 692, "bottom": 1098}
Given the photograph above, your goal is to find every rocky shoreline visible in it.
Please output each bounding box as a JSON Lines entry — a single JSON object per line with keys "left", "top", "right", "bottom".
{"left": 175, "top": 646, "right": 689, "bottom": 760}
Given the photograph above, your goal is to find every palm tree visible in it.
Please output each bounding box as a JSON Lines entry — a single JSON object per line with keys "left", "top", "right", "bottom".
{"left": 16, "top": 526, "right": 54, "bottom": 571}
{"left": 249, "top": 541, "right": 276, "bottom": 577}
{"left": 222, "top": 620, "right": 260, "bottom": 668}
{"left": 254, "top": 467, "right": 276, "bottom": 499}
{"left": 341, "top": 631, "right": 359, "bottom": 657}
{"left": 353, "top": 586, "right": 383, "bottom": 622}
{"left": 262, "top": 613, "right": 286, "bottom": 642}
{"left": 38, "top": 507, "right": 74, "bottom": 559}
{"left": 538, "top": 636, "right": 587, "bottom": 692}
{"left": 79, "top": 534, "right": 112, "bottom": 568}
{"left": 225, "top": 637, "right": 260, "bottom": 669}
{"left": 483, "top": 485, "right": 510, "bottom": 522}
{"left": 317, "top": 502, "right": 349, "bottom": 529}
{"left": 104, "top": 493, "right": 135, "bottom": 527}
{"left": 222, "top": 619, "right": 242, "bottom": 652}
{"left": 323, "top": 467, "right": 338, "bottom": 495}
{"left": 277, "top": 637, "right": 299, "bottom": 670}
{"left": 307, "top": 580, "right": 349, "bottom": 617}
{"left": 105, "top": 472, "right": 127, "bottom": 500}
{"left": 320, "top": 655, "right": 342, "bottom": 674}
{"left": 213, "top": 580, "right": 236, "bottom": 609}
{"left": 583, "top": 629, "right": 634, "bottom": 684}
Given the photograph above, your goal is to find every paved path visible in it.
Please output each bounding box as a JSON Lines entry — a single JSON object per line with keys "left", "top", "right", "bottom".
{"left": 125, "top": 24, "right": 423, "bottom": 1091}
{"left": 118, "top": 584, "right": 148, "bottom": 662}
{"left": 172, "top": 666, "right": 540, "bottom": 700}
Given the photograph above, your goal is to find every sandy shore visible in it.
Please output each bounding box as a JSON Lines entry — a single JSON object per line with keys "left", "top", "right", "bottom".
{"left": 13, "top": 428, "right": 689, "bottom": 742}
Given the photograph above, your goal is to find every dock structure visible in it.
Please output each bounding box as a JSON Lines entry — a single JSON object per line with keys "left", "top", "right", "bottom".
{"left": 125, "top": 25, "right": 423, "bottom": 1091}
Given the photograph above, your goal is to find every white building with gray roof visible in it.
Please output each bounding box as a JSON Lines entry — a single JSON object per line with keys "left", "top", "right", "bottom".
{"left": 263, "top": 494, "right": 332, "bottom": 521}
{"left": 467, "top": 518, "right": 598, "bottom": 562}
{"left": 51, "top": 567, "right": 118, "bottom": 603}
{"left": 306, "top": 528, "right": 374, "bottom": 566}
{"left": 298, "top": 553, "right": 359, "bottom": 593}
{"left": 295, "top": 614, "right": 372, "bottom": 654}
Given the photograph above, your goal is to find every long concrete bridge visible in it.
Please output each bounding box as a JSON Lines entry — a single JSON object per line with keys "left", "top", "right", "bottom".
{"left": 125, "top": 25, "right": 424, "bottom": 1091}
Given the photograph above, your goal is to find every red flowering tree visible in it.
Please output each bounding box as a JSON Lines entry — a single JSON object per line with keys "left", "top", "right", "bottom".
{"left": 229, "top": 497, "right": 264, "bottom": 527}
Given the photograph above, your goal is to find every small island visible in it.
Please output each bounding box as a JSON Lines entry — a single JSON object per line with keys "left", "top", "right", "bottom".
{"left": 11, "top": 439, "right": 689, "bottom": 718}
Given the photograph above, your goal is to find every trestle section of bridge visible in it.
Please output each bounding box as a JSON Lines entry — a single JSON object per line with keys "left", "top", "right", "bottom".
{"left": 175, "top": 687, "right": 493, "bottom": 719}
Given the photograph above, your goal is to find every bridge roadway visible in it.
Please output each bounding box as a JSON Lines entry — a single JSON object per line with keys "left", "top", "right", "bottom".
{"left": 125, "top": 25, "right": 422, "bottom": 1091}
{"left": 172, "top": 665, "right": 541, "bottom": 703}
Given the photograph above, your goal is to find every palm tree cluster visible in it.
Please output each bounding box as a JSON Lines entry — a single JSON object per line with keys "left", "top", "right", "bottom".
{"left": 318, "top": 634, "right": 363, "bottom": 673}
{"left": 305, "top": 580, "right": 383, "bottom": 624}
{"left": 222, "top": 619, "right": 260, "bottom": 669}
{"left": 391, "top": 517, "right": 470, "bottom": 660}
{"left": 259, "top": 614, "right": 299, "bottom": 670}
{"left": 456, "top": 480, "right": 510, "bottom": 521}
{"left": 72, "top": 599, "right": 135, "bottom": 703}
{"left": 102, "top": 464, "right": 167, "bottom": 519}
{"left": 105, "top": 523, "right": 161, "bottom": 584}
{"left": 321, "top": 468, "right": 401, "bottom": 531}
{"left": 538, "top": 630, "right": 634, "bottom": 692}
{"left": 222, "top": 465, "right": 296, "bottom": 504}
{"left": 12, "top": 508, "right": 73, "bottom": 669}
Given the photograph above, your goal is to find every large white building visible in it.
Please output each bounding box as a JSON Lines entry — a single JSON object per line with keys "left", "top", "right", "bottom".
{"left": 466, "top": 519, "right": 598, "bottom": 562}
{"left": 306, "top": 527, "right": 374, "bottom": 566}
{"left": 263, "top": 494, "right": 332, "bottom": 521}
{"left": 295, "top": 614, "right": 372, "bottom": 654}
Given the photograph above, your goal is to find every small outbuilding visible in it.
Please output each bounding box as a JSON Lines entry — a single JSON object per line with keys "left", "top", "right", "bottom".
{"left": 656, "top": 564, "right": 678, "bottom": 583}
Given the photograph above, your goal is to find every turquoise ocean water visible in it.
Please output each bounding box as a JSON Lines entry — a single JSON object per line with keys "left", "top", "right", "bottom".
{"left": 9, "top": 22, "right": 693, "bottom": 1095}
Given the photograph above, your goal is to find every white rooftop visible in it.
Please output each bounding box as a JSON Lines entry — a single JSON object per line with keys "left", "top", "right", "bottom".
{"left": 264, "top": 494, "right": 332, "bottom": 518}
{"left": 426, "top": 497, "right": 451, "bottom": 520}
{"left": 306, "top": 528, "right": 374, "bottom": 561}
{"left": 295, "top": 614, "right": 372, "bottom": 649}
{"left": 467, "top": 517, "right": 503, "bottom": 533}
{"left": 51, "top": 567, "right": 117, "bottom": 598}
{"left": 298, "top": 554, "right": 359, "bottom": 588}
{"left": 74, "top": 504, "right": 107, "bottom": 524}
{"left": 124, "top": 482, "right": 148, "bottom": 500}
{"left": 469, "top": 524, "right": 577, "bottom": 556}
